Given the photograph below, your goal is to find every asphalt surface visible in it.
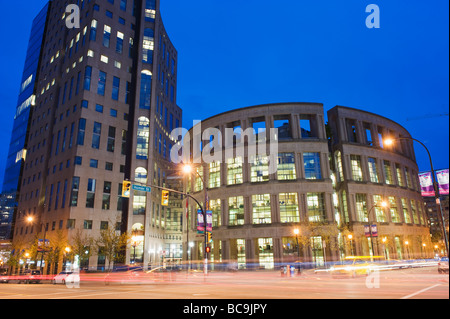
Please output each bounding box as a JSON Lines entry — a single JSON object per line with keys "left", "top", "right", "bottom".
{"left": 0, "top": 266, "right": 447, "bottom": 300}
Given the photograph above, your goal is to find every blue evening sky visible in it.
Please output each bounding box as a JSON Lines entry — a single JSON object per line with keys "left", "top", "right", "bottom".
{"left": 0, "top": 0, "right": 448, "bottom": 191}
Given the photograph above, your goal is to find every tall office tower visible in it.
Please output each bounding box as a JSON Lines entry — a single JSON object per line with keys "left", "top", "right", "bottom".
{"left": 11, "top": 0, "right": 182, "bottom": 272}
{"left": 0, "top": 4, "right": 50, "bottom": 240}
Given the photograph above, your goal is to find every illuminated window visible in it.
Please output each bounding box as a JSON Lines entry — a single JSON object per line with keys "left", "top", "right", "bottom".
{"left": 258, "top": 238, "right": 274, "bottom": 269}
{"left": 307, "top": 193, "right": 326, "bottom": 222}
{"left": 227, "top": 157, "right": 243, "bottom": 185}
{"left": 335, "top": 151, "right": 344, "bottom": 182}
{"left": 194, "top": 166, "right": 203, "bottom": 192}
{"left": 389, "top": 196, "right": 400, "bottom": 223}
{"left": 250, "top": 155, "right": 269, "bottom": 182}
{"left": 383, "top": 160, "right": 393, "bottom": 184}
{"left": 279, "top": 193, "right": 299, "bottom": 223}
{"left": 252, "top": 194, "right": 271, "bottom": 224}
{"left": 209, "top": 162, "right": 221, "bottom": 189}
{"left": 136, "top": 117, "right": 150, "bottom": 159}
{"left": 396, "top": 164, "right": 405, "bottom": 187}
{"left": 401, "top": 198, "right": 412, "bottom": 223}
{"left": 228, "top": 196, "right": 244, "bottom": 226}
{"left": 142, "top": 28, "right": 154, "bottom": 64}
{"left": 356, "top": 193, "right": 368, "bottom": 222}
{"left": 373, "top": 195, "right": 386, "bottom": 222}
{"left": 410, "top": 200, "right": 419, "bottom": 224}
{"left": 350, "top": 155, "right": 363, "bottom": 181}
{"left": 277, "top": 153, "right": 296, "bottom": 180}
{"left": 210, "top": 199, "right": 221, "bottom": 227}
{"left": 145, "top": 0, "right": 156, "bottom": 21}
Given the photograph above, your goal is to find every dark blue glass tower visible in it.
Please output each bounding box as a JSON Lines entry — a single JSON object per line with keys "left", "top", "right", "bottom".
{"left": 0, "top": 3, "right": 50, "bottom": 239}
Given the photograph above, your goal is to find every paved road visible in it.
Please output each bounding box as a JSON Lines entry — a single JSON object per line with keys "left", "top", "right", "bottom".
{"left": 0, "top": 266, "right": 447, "bottom": 300}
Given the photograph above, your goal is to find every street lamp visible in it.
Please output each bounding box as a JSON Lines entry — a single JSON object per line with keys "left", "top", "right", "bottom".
{"left": 384, "top": 137, "right": 449, "bottom": 257}
{"left": 26, "top": 216, "right": 47, "bottom": 273}
{"left": 182, "top": 163, "right": 209, "bottom": 275}
{"left": 367, "top": 200, "right": 389, "bottom": 259}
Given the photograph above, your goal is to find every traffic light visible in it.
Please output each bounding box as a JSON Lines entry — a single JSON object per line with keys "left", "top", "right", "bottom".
{"left": 207, "top": 232, "right": 212, "bottom": 243}
{"left": 205, "top": 246, "right": 211, "bottom": 254}
{"left": 122, "top": 181, "right": 131, "bottom": 198}
{"left": 161, "top": 190, "right": 169, "bottom": 206}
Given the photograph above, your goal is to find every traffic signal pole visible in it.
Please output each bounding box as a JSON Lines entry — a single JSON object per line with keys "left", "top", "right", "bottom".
{"left": 124, "top": 179, "right": 209, "bottom": 274}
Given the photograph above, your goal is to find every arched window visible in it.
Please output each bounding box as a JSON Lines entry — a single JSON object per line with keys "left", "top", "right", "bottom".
{"left": 136, "top": 116, "right": 150, "bottom": 159}
{"left": 135, "top": 167, "right": 148, "bottom": 184}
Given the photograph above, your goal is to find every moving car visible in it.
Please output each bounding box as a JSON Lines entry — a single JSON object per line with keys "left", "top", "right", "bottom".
{"left": 330, "top": 256, "right": 383, "bottom": 278}
{"left": 53, "top": 271, "right": 79, "bottom": 284}
{"left": 438, "top": 257, "right": 449, "bottom": 274}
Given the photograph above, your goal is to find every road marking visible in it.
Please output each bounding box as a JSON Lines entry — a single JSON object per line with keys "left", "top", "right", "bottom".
{"left": 400, "top": 284, "right": 441, "bottom": 299}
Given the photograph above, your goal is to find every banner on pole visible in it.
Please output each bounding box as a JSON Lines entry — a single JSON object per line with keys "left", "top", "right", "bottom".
{"left": 436, "top": 169, "right": 449, "bottom": 196}
{"left": 418, "top": 171, "right": 435, "bottom": 197}
{"left": 197, "top": 209, "right": 213, "bottom": 234}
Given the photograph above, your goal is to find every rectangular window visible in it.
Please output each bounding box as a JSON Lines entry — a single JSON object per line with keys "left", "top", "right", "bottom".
{"left": 395, "top": 164, "right": 405, "bottom": 187}
{"left": 209, "top": 162, "right": 221, "bottom": 188}
{"left": 350, "top": 155, "right": 363, "bottom": 181}
{"left": 299, "top": 115, "right": 317, "bottom": 138}
{"left": 77, "top": 118, "right": 86, "bottom": 146}
{"left": 401, "top": 198, "right": 412, "bottom": 223}
{"left": 273, "top": 115, "right": 292, "bottom": 139}
{"left": 279, "top": 193, "right": 299, "bottom": 223}
{"left": 97, "top": 71, "right": 106, "bottom": 96}
{"left": 228, "top": 196, "right": 244, "bottom": 226}
{"left": 304, "top": 152, "right": 322, "bottom": 180}
{"left": 251, "top": 117, "right": 266, "bottom": 142}
{"left": 92, "top": 122, "right": 102, "bottom": 149}
{"left": 389, "top": 196, "right": 400, "bottom": 223}
{"left": 383, "top": 160, "right": 393, "bottom": 184}
{"left": 411, "top": 200, "right": 419, "bottom": 224}
{"left": 86, "top": 178, "right": 96, "bottom": 208}
{"left": 102, "top": 181, "right": 111, "bottom": 210}
{"left": 227, "top": 157, "right": 243, "bottom": 185}
{"left": 252, "top": 194, "right": 271, "bottom": 224}
{"left": 355, "top": 193, "right": 368, "bottom": 222}
{"left": 84, "top": 220, "right": 93, "bottom": 230}
{"left": 107, "top": 126, "right": 116, "bottom": 152}
{"left": 307, "top": 193, "right": 326, "bottom": 222}
{"left": 210, "top": 199, "right": 221, "bottom": 227}
{"left": 112, "top": 76, "right": 120, "bottom": 100}
{"left": 277, "top": 153, "right": 296, "bottom": 180}
{"left": 194, "top": 167, "right": 203, "bottom": 192}
{"left": 250, "top": 155, "right": 269, "bottom": 182}
{"left": 84, "top": 66, "right": 92, "bottom": 91}
{"left": 70, "top": 177, "right": 80, "bottom": 207}
{"left": 373, "top": 195, "right": 387, "bottom": 222}
{"left": 368, "top": 157, "right": 379, "bottom": 183}
{"left": 89, "top": 19, "right": 97, "bottom": 41}
{"left": 103, "top": 25, "right": 111, "bottom": 47}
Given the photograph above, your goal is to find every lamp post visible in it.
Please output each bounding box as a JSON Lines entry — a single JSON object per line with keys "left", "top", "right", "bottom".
{"left": 385, "top": 137, "right": 449, "bottom": 257}
{"left": 26, "top": 216, "right": 47, "bottom": 273}
{"left": 367, "top": 201, "right": 388, "bottom": 259}
{"left": 405, "top": 240, "right": 410, "bottom": 260}
{"left": 182, "top": 164, "right": 209, "bottom": 275}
